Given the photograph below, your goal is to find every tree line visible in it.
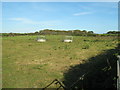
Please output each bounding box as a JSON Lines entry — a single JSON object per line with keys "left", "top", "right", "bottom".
{"left": 1, "top": 29, "right": 119, "bottom": 37}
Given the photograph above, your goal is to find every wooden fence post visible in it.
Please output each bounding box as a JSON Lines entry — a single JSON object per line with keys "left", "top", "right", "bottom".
{"left": 117, "top": 55, "right": 120, "bottom": 90}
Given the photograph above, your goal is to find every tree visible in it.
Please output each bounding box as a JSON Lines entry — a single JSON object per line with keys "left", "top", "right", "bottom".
{"left": 88, "top": 31, "right": 94, "bottom": 34}
{"left": 107, "top": 31, "right": 120, "bottom": 34}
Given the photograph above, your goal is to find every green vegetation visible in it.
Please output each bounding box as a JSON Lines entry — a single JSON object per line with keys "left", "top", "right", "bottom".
{"left": 1, "top": 29, "right": 119, "bottom": 37}
{"left": 2, "top": 35, "right": 118, "bottom": 88}
{"left": 107, "top": 31, "right": 120, "bottom": 34}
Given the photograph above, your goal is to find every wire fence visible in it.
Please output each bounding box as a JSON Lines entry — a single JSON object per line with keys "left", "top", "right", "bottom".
{"left": 42, "top": 55, "right": 118, "bottom": 90}
{"left": 117, "top": 55, "right": 120, "bottom": 90}
{"left": 42, "top": 79, "right": 66, "bottom": 90}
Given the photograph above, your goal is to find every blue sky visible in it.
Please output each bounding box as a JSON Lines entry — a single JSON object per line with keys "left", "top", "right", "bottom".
{"left": 2, "top": 2, "right": 118, "bottom": 34}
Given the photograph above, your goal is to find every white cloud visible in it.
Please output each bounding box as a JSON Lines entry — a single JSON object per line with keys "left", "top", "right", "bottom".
{"left": 9, "top": 18, "right": 37, "bottom": 24}
{"left": 73, "top": 12, "right": 92, "bottom": 16}
{"left": 9, "top": 18, "right": 26, "bottom": 21}
{"left": 8, "top": 17, "right": 62, "bottom": 26}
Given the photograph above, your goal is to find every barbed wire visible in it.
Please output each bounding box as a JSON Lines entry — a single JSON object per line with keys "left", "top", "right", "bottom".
{"left": 42, "top": 79, "right": 66, "bottom": 90}
{"left": 43, "top": 56, "right": 116, "bottom": 90}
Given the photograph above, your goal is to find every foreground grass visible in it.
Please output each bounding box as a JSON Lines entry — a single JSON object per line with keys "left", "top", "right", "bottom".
{"left": 2, "top": 35, "right": 118, "bottom": 88}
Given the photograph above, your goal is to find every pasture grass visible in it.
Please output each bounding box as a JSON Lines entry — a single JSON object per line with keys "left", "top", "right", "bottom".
{"left": 2, "top": 35, "right": 118, "bottom": 88}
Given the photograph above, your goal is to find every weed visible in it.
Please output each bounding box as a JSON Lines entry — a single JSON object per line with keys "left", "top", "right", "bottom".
{"left": 82, "top": 44, "right": 90, "bottom": 49}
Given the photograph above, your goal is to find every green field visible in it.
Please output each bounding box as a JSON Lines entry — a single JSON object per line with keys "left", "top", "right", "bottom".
{"left": 2, "top": 35, "right": 118, "bottom": 88}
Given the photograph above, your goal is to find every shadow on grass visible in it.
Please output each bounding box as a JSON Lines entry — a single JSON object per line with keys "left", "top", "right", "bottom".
{"left": 63, "top": 44, "right": 120, "bottom": 90}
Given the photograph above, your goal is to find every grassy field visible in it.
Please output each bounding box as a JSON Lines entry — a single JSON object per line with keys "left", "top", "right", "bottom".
{"left": 2, "top": 35, "right": 118, "bottom": 88}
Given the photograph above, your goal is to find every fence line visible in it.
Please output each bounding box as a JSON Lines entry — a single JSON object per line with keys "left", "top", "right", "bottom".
{"left": 42, "top": 79, "right": 66, "bottom": 90}
{"left": 117, "top": 55, "right": 120, "bottom": 90}
{"left": 43, "top": 55, "right": 118, "bottom": 90}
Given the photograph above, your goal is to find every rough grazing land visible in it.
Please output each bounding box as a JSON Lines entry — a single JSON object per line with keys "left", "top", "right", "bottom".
{"left": 2, "top": 35, "right": 118, "bottom": 88}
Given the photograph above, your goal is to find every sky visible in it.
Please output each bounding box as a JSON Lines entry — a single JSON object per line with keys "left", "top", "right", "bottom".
{"left": 2, "top": 2, "right": 118, "bottom": 34}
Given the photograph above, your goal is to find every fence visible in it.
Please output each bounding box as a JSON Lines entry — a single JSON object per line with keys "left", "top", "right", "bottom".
{"left": 43, "top": 55, "right": 118, "bottom": 90}
{"left": 117, "top": 55, "right": 120, "bottom": 90}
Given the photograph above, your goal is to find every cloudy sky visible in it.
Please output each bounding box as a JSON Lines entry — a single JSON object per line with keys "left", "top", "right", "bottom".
{"left": 2, "top": 2, "right": 118, "bottom": 33}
